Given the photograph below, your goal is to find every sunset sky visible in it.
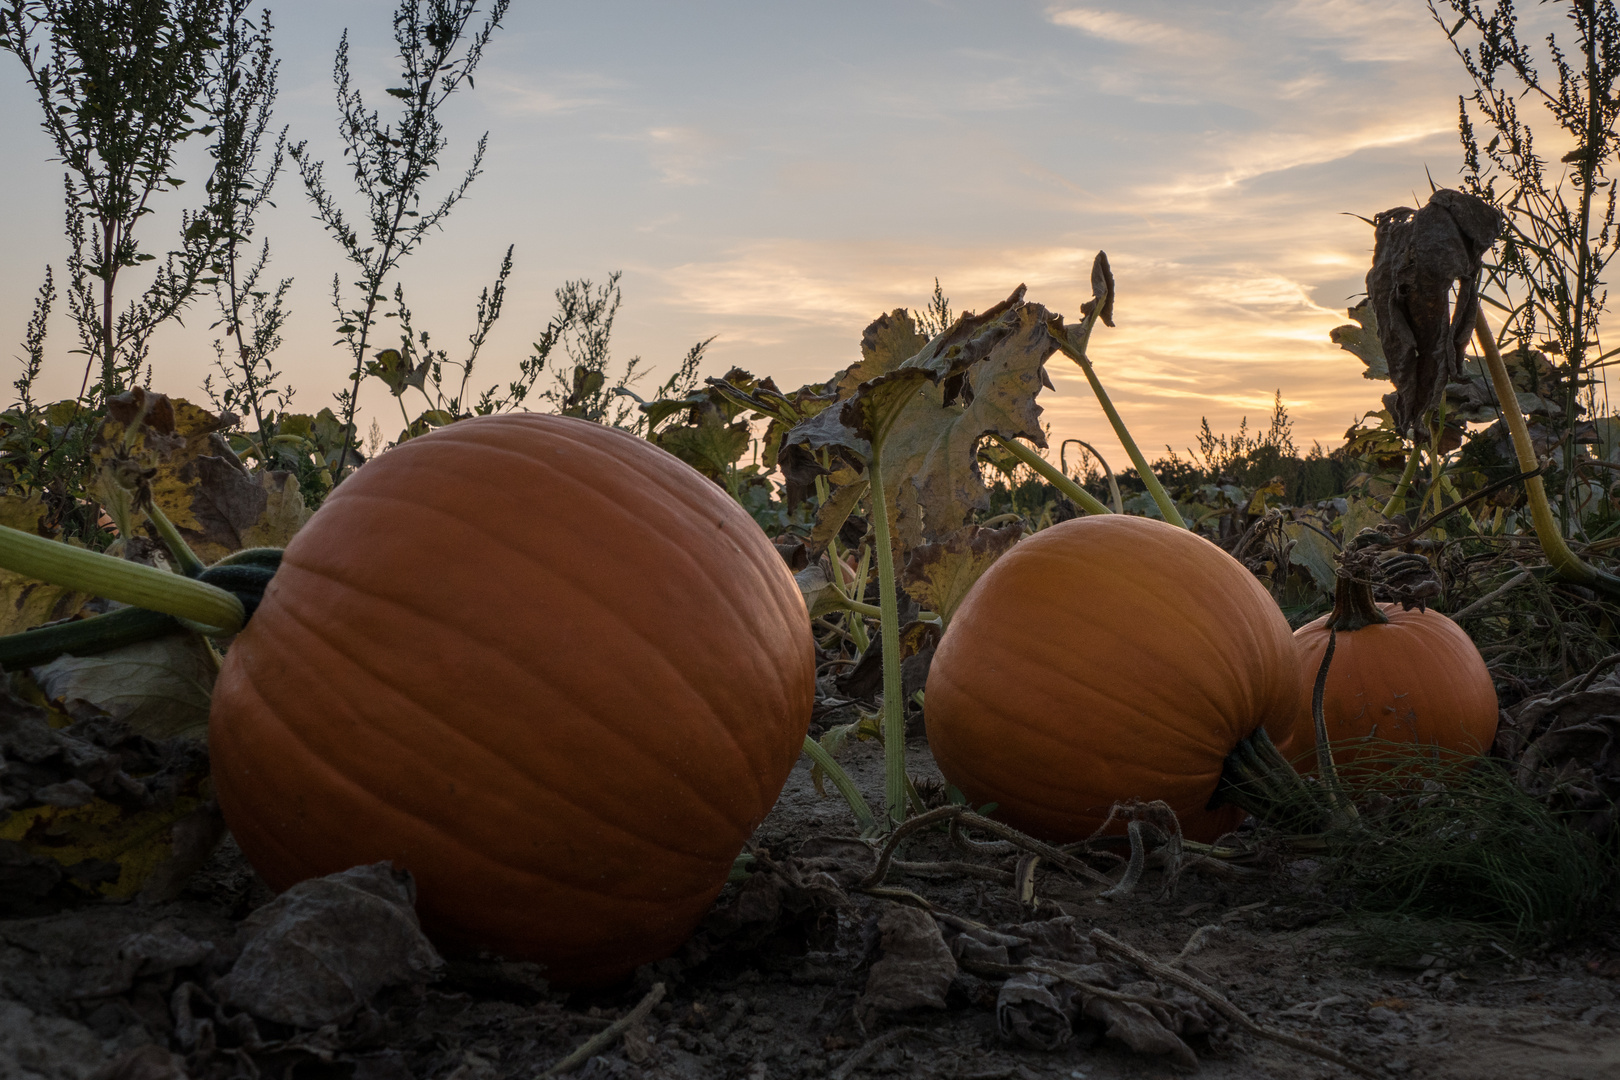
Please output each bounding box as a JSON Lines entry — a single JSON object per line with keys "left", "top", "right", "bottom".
{"left": 0, "top": 1, "right": 1578, "bottom": 470}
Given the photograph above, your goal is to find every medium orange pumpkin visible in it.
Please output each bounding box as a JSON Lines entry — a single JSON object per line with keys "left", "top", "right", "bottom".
{"left": 1290, "top": 572, "right": 1497, "bottom": 769}
{"left": 209, "top": 414, "right": 814, "bottom": 986}
{"left": 925, "top": 515, "right": 1304, "bottom": 843}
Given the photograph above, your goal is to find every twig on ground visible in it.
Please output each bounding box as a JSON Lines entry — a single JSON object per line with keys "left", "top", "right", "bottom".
{"left": 861, "top": 805, "right": 1112, "bottom": 888}
{"left": 828, "top": 1027, "right": 917, "bottom": 1080}
{"left": 962, "top": 959, "right": 1178, "bottom": 1012}
{"left": 890, "top": 859, "right": 1014, "bottom": 883}
{"left": 1574, "top": 651, "right": 1620, "bottom": 693}
{"left": 1175, "top": 923, "right": 1223, "bottom": 963}
{"left": 1451, "top": 569, "right": 1535, "bottom": 622}
{"left": 1091, "top": 930, "right": 1379, "bottom": 1079}
{"left": 540, "top": 983, "right": 666, "bottom": 1077}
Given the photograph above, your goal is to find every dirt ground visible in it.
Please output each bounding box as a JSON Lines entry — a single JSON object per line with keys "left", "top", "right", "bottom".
{"left": 4, "top": 732, "right": 1620, "bottom": 1080}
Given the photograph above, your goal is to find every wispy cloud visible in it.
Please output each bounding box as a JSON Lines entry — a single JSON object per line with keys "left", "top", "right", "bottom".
{"left": 483, "top": 71, "right": 624, "bottom": 116}
{"left": 1047, "top": 8, "right": 1205, "bottom": 53}
{"left": 641, "top": 126, "right": 728, "bottom": 185}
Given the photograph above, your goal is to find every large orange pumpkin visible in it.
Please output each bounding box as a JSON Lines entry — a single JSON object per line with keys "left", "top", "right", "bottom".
{"left": 925, "top": 515, "right": 1304, "bottom": 843}
{"left": 209, "top": 414, "right": 814, "bottom": 986}
{"left": 1290, "top": 575, "right": 1497, "bottom": 768}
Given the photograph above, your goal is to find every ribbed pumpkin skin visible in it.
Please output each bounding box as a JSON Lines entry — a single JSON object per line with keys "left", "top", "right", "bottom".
{"left": 209, "top": 414, "right": 814, "bottom": 986}
{"left": 925, "top": 515, "right": 1303, "bottom": 843}
{"left": 1290, "top": 605, "right": 1497, "bottom": 765}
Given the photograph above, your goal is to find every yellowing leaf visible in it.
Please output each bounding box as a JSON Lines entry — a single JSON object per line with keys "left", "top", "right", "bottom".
{"left": 0, "top": 492, "right": 94, "bottom": 636}
{"left": 900, "top": 522, "right": 1023, "bottom": 625}
{"left": 95, "top": 395, "right": 311, "bottom": 563}
{"left": 0, "top": 793, "right": 205, "bottom": 900}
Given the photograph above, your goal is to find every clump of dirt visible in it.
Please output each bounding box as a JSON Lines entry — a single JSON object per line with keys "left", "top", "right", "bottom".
{"left": 4, "top": 735, "right": 1620, "bottom": 1080}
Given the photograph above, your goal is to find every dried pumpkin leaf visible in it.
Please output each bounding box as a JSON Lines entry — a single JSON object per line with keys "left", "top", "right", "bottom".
{"left": 835, "top": 309, "right": 931, "bottom": 399}
{"left": 0, "top": 793, "right": 207, "bottom": 900}
{"left": 873, "top": 301, "right": 1059, "bottom": 549}
{"left": 1367, "top": 189, "right": 1503, "bottom": 433}
{"left": 808, "top": 478, "right": 870, "bottom": 557}
{"left": 0, "top": 493, "right": 94, "bottom": 637}
{"left": 901, "top": 522, "right": 1023, "bottom": 625}
{"left": 1331, "top": 300, "right": 1389, "bottom": 381}
{"left": 31, "top": 633, "right": 218, "bottom": 742}
{"left": 794, "top": 562, "right": 848, "bottom": 619}
{"left": 95, "top": 396, "right": 311, "bottom": 563}
{"left": 778, "top": 287, "right": 1059, "bottom": 558}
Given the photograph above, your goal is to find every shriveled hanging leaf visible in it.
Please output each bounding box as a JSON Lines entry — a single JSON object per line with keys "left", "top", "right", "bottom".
{"left": 901, "top": 522, "right": 1023, "bottom": 625}
{"left": 1081, "top": 251, "right": 1116, "bottom": 327}
{"left": 1366, "top": 189, "right": 1503, "bottom": 433}
{"left": 31, "top": 633, "right": 218, "bottom": 742}
{"left": 0, "top": 493, "right": 95, "bottom": 637}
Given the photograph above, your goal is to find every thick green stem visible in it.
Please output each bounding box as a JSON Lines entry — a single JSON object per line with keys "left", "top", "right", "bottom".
{"left": 1049, "top": 333, "right": 1187, "bottom": 528}
{"left": 865, "top": 460, "right": 908, "bottom": 830}
{"left": 1382, "top": 448, "right": 1423, "bottom": 518}
{"left": 801, "top": 735, "right": 879, "bottom": 835}
{"left": 0, "top": 606, "right": 179, "bottom": 669}
{"left": 1476, "top": 309, "right": 1620, "bottom": 597}
{"left": 0, "top": 525, "right": 244, "bottom": 634}
{"left": 143, "top": 501, "right": 206, "bottom": 577}
{"left": 991, "top": 435, "right": 1111, "bottom": 516}
{"left": 835, "top": 594, "right": 883, "bottom": 619}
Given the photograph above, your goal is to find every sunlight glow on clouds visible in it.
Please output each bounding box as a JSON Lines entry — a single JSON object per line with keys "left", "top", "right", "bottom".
{"left": 0, "top": 0, "right": 1518, "bottom": 467}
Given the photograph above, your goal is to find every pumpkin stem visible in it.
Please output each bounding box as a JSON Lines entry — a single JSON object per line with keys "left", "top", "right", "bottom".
{"left": 1312, "top": 628, "right": 1358, "bottom": 826}
{"left": 1209, "top": 727, "right": 1329, "bottom": 834}
{"left": 1325, "top": 565, "right": 1389, "bottom": 632}
{"left": 0, "top": 524, "right": 245, "bottom": 635}
{"left": 1381, "top": 447, "right": 1423, "bottom": 518}
{"left": 0, "top": 558, "right": 280, "bottom": 666}
{"left": 144, "top": 500, "right": 207, "bottom": 578}
{"left": 864, "top": 455, "right": 910, "bottom": 831}
{"left": 801, "top": 734, "right": 879, "bottom": 836}
{"left": 1474, "top": 308, "right": 1620, "bottom": 598}
{"left": 1211, "top": 625, "right": 1359, "bottom": 834}
{"left": 1047, "top": 306, "right": 1188, "bottom": 529}
{"left": 988, "top": 434, "right": 1112, "bottom": 516}
{"left": 0, "top": 538, "right": 284, "bottom": 666}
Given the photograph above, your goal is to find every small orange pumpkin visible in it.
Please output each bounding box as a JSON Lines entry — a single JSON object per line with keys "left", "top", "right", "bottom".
{"left": 209, "top": 414, "right": 814, "bottom": 986}
{"left": 1290, "top": 565, "right": 1497, "bottom": 768}
{"left": 924, "top": 515, "right": 1304, "bottom": 843}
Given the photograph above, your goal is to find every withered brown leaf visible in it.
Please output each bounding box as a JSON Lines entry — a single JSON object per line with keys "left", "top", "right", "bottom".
{"left": 1366, "top": 189, "right": 1503, "bottom": 434}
